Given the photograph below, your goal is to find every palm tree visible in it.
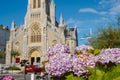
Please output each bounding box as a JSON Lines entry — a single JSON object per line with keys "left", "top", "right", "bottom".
{"left": 11, "top": 50, "right": 20, "bottom": 64}
{"left": 0, "top": 51, "right": 4, "bottom": 58}
{"left": 0, "top": 51, "right": 5, "bottom": 63}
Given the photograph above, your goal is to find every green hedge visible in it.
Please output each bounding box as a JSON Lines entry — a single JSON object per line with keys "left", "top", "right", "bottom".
{"left": 5, "top": 66, "right": 21, "bottom": 70}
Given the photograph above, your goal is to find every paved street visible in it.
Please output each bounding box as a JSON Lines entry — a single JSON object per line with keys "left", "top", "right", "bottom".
{"left": 0, "top": 73, "right": 49, "bottom": 80}
{"left": 13, "top": 74, "right": 31, "bottom": 80}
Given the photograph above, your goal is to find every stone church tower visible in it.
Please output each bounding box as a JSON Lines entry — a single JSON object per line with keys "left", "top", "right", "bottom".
{"left": 6, "top": 0, "right": 78, "bottom": 65}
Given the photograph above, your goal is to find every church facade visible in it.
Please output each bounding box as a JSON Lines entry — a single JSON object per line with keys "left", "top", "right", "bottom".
{"left": 6, "top": 0, "right": 78, "bottom": 65}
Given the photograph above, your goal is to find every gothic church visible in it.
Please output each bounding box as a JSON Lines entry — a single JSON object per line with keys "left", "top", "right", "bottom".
{"left": 6, "top": 0, "right": 78, "bottom": 65}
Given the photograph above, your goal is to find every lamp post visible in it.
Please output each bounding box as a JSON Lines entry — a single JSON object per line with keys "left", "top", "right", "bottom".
{"left": 31, "top": 73, "right": 35, "bottom": 80}
{"left": 20, "top": 59, "right": 28, "bottom": 80}
{"left": 80, "top": 28, "right": 92, "bottom": 40}
{"left": 24, "top": 63, "right": 26, "bottom": 80}
{"left": 24, "top": 53, "right": 27, "bottom": 80}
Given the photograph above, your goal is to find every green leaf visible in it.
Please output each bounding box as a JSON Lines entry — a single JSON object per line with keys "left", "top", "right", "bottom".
{"left": 103, "top": 72, "right": 120, "bottom": 80}
{"left": 111, "top": 64, "right": 120, "bottom": 72}
{"left": 87, "top": 49, "right": 94, "bottom": 54}
{"left": 113, "top": 76, "right": 120, "bottom": 80}
{"left": 65, "top": 73, "right": 84, "bottom": 80}
{"left": 93, "top": 49, "right": 101, "bottom": 55}
{"left": 76, "top": 50, "right": 82, "bottom": 55}
{"left": 88, "top": 63, "right": 120, "bottom": 80}
{"left": 87, "top": 66, "right": 105, "bottom": 80}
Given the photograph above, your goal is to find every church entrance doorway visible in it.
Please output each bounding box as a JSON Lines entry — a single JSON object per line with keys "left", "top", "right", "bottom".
{"left": 30, "top": 50, "right": 40, "bottom": 65}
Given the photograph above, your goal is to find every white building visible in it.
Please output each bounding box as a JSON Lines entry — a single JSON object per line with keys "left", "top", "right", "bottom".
{"left": 0, "top": 25, "right": 10, "bottom": 52}
{"left": 6, "top": 0, "right": 78, "bottom": 65}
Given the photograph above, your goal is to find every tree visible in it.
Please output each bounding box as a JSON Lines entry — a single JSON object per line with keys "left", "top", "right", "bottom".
{"left": 89, "top": 26, "right": 120, "bottom": 49}
{"left": 11, "top": 50, "right": 20, "bottom": 64}
{"left": 0, "top": 51, "right": 5, "bottom": 58}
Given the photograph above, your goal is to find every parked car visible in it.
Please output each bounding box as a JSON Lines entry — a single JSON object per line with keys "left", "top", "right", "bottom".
{"left": 25, "top": 65, "right": 41, "bottom": 74}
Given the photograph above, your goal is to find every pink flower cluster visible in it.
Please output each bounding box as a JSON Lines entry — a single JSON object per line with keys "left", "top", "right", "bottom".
{"left": 45, "top": 44, "right": 72, "bottom": 76}
{"left": 0, "top": 76, "right": 15, "bottom": 80}
{"left": 47, "top": 44, "right": 70, "bottom": 57}
{"left": 74, "top": 45, "right": 94, "bottom": 54}
{"left": 95, "top": 48, "right": 120, "bottom": 64}
{"left": 73, "top": 53, "right": 95, "bottom": 76}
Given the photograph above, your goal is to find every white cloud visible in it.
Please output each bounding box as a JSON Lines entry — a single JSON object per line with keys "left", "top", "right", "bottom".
{"left": 99, "top": 0, "right": 120, "bottom": 16}
{"left": 99, "top": 0, "right": 116, "bottom": 8}
{"left": 66, "top": 18, "right": 81, "bottom": 26}
{"left": 79, "top": 8, "right": 98, "bottom": 14}
{"left": 79, "top": 0, "right": 120, "bottom": 16}
{"left": 110, "top": 5, "right": 120, "bottom": 15}
{"left": 79, "top": 8, "right": 108, "bottom": 16}
{"left": 99, "top": 11, "right": 108, "bottom": 15}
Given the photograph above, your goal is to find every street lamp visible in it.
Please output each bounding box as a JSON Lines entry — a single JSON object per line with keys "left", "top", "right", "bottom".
{"left": 20, "top": 59, "right": 28, "bottom": 80}
{"left": 80, "top": 28, "right": 92, "bottom": 40}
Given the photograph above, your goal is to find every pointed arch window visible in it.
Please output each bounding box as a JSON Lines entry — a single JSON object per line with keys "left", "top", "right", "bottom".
{"left": 33, "top": 0, "right": 36, "bottom": 8}
{"left": 38, "top": 0, "right": 41, "bottom": 8}
{"left": 31, "top": 25, "right": 41, "bottom": 43}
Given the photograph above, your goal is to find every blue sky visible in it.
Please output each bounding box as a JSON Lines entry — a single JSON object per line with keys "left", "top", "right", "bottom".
{"left": 0, "top": 0, "right": 120, "bottom": 45}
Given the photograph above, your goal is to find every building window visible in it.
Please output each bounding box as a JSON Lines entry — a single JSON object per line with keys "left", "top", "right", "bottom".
{"left": 31, "top": 57, "right": 35, "bottom": 65}
{"left": 33, "top": 0, "right": 36, "bottom": 8}
{"left": 36, "top": 57, "right": 40, "bottom": 63}
{"left": 31, "top": 25, "right": 41, "bottom": 43}
{"left": 38, "top": 0, "right": 41, "bottom": 8}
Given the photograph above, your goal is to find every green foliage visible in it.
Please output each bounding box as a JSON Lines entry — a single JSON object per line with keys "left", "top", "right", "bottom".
{"left": 65, "top": 73, "right": 84, "bottom": 80}
{"left": 0, "top": 52, "right": 5, "bottom": 58}
{"left": 87, "top": 49, "right": 93, "bottom": 53}
{"left": 87, "top": 66, "right": 105, "bottom": 80}
{"left": 5, "top": 66, "right": 21, "bottom": 70}
{"left": 93, "top": 49, "right": 101, "bottom": 55}
{"left": 76, "top": 50, "right": 82, "bottom": 55}
{"left": 87, "top": 49, "right": 101, "bottom": 55}
{"left": 11, "top": 50, "right": 20, "bottom": 58}
{"left": 11, "top": 50, "right": 20, "bottom": 64}
{"left": 111, "top": 64, "right": 120, "bottom": 72}
{"left": 51, "top": 72, "right": 84, "bottom": 80}
{"left": 89, "top": 26, "right": 120, "bottom": 49}
{"left": 87, "top": 63, "right": 120, "bottom": 80}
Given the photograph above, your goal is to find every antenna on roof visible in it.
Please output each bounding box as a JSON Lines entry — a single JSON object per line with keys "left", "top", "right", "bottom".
{"left": 80, "top": 28, "right": 92, "bottom": 40}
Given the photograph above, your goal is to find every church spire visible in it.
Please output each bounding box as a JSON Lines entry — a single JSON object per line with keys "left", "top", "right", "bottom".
{"left": 59, "top": 14, "right": 63, "bottom": 26}
{"left": 11, "top": 20, "right": 15, "bottom": 30}
{"left": 50, "top": 0, "right": 56, "bottom": 25}
{"left": 51, "top": 0, "right": 55, "bottom": 6}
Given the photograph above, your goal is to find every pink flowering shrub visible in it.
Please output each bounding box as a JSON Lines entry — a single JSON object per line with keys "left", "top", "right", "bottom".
{"left": 45, "top": 44, "right": 72, "bottom": 76}
{"left": 45, "top": 44, "right": 120, "bottom": 79}
{"left": 47, "top": 44, "right": 70, "bottom": 57}
{"left": 95, "top": 48, "right": 120, "bottom": 64}
{"left": 46, "top": 44, "right": 96, "bottom": 77}
{"left": 0, "top": 76, "right": 15, "bottom": 80}
{"left": 74, "top": 45, "right": 94, "bottom": 54}
{"left": 73, "top": 53, "right": 95, "bottom": 76}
